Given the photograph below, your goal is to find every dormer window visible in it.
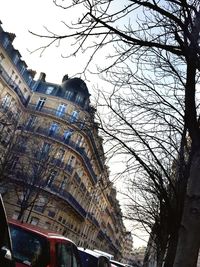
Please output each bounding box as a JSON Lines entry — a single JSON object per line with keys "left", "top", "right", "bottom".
{"left": 65, "top": 90, "right": 73, "bottom": 100}
{"left": 28, "top": 75, "right": 32, "bottom": 86}
{"left": 46, "top": 86, "right": 54, "bottom": 94}
{"left": 75, "top": 94, "right": 84, "bottom": 105}
{"left": 3, "top": 37, "right": 9, "bottom": 49}
{"left": 13, "top": 54, "right": 19, "bottom": 65}
{"left": 21, "top": 65, "right": 25, "bottom": 75}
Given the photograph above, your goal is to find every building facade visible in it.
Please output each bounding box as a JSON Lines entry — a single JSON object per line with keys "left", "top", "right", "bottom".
{"left": 0, "top": 21, "right": 133, "bottom": 262}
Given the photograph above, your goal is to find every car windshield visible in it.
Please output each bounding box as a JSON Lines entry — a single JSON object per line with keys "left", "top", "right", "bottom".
{"left": 9, "top": 224, "right": 50, "bottom": 267}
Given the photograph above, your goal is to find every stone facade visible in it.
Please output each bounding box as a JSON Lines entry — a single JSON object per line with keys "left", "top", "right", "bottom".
{"left": 0, "top": 21, "right": 133, "bottom": 263}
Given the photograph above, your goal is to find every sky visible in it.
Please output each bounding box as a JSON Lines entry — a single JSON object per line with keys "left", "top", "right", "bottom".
{"left": 0, "top": 0, "right": 88, "bottom": 83}
{"left": 0, "top": 0, "right": 148, "bottom": 248}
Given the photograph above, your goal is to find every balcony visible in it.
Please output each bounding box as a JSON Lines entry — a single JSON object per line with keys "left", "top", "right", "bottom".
{"left": 0, "top": 105, "right": 19, "bottom": 124}
{"left": 27, "top": 104, "right": 104, "bottom": 170}
{"left": 50, "top": 184, "right": 87, "bottom": 219}
{"left": 0, "top": 65, "right": 28, "bottom": 106}
{"left": 0, "top": 36, "right": 34, "bottom": 88}
{"left": 88, "top": 212, "right": 99, "bottom": 228}
{"left": 25, "top": 126, "right": 97, "bottom": 184}
{"left": 65, "top": 164, "right": 74, "bottom": 174}
{"left": 27, "top": 104, "right": 84, "bottom": 129}
{"left": 51, "top": 158, "right": 65, "bottom": 169}
{"left": 11, "top": 175, "right": 87, "bottom": 219}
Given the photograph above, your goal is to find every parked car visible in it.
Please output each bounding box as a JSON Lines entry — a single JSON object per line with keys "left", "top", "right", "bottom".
{"left": 0, "top": 194, "right": 15, "bottom": 267}
{"left": 93, "top": 249, "right": 114, "bottom": 260}
{"left": 78, "top": 247, "right": 111, "bottom": 267}
{"left": 110, "top": 260, "right": 138, "bottom": 267}
{"left": 110, "top": 260, "right": 126, "bottom": 267}
{"left": 9, "top": 219, "right": 82, "bottom": 267}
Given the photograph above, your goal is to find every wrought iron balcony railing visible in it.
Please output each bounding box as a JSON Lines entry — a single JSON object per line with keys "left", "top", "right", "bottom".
{"left": 0, "top": 65, "right": 28, "bottom": 106}
{"left": 50, "top": 184, "right": 87, "bottom": 218}
{"left": 27, "top": 103, "right": 104, "bottom": 171}
{"left": 25, "top": 125, "right": 97, "bottom": 184}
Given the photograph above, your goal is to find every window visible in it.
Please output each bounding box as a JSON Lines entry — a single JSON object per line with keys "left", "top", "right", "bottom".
{"left": 28, "top": 75, "right": 32, "bottom": 86}
{"left": 13, "top": 54, "right": 19, "bottom": 65}
{"left": 75, "top": 94, "right": 84, "bottom": 105}
{"left": 59, "top": 176, "right": 67, "bottom": 191}
{"left": 46, "top": 170, "right": 57, "bottom": 188}
{"left": 56, "top": 243, "right": 72, "bottom": 267}
{"left": 42, "top": 142, "right": 51, "bottom": 153}
{"left": 46, "top": 86, "right": 54, "bottom": 94}
{"left": 77, "top": 169, "right": 83, "bottom": 178}
{"left": 34, "top": 196, "right": 47, "bottom": 213}
{"left": 56, "top": 149, "right": 65, "bottom": 161}
{"left": 63, "top": 129, "right": 73, "bottom": 143}
{"left": 10, "top": 224, "right": 50, "bottom": 267}
{"left": 48, "top": 210, "right": 56, "bottom": 218}
{"left": 70, "top": 111, "right": 79, "bottom": 123}
{"left": 56, "top": 103, "right": 66, "bottom": 117}
{"left": 12, "top": 211, "right": 20, "bottom": 220}
{"left": 68, "top": 155, "right": 76, "bottom": 167}
{"left": 26, "top": 115, "right": 36, "bottom": 129}
{"left": 44, "top": 221, "right": 51, "bottom": 229}
{"left": 76, "top": 135, "right": 83, "bottom": 147}
{"left": 18, "top": 136, "right": 28, "bottom": 151}
{"left": 21, "top": 65, "right": 26, "bottom": 75}
{"left": 2, "top": 93, "right": 11, "bottom": 109}
{"left": 65, "top": 90, "right": 74, "bottom": 100}
{"left": 72, "top": 246, "right": 82, "bottom": 267}
{"left": 35, "top": 97, "right": 46, "bottom": 111}
{"left": 49, "top": 122, "right": 59, "bottom": 137}
{"left": 3, "top": 36, "right": 9, "bottom": 49}
{"left": 40, "top": 142, "right": 51, "bottom": 158}
{"left": 30, "top": 217, "right": 39, "bottom": 226}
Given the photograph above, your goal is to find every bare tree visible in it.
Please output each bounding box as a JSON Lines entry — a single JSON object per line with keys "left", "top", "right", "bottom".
{"left": 31, "top": 1, "right": 200, "bottom": 266}
{"left": 8, "top": 133, "right": 63, "bottom": 222}
{"left": 0, "top": 102, "right": 24, "bottom": 187}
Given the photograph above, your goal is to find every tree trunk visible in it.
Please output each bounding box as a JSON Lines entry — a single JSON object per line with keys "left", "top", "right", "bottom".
{"left": 157, "top": 250, "right": 166, "bottom": 267}
{"left": 173, "top": 151, "right": 200, "bottom": 267}
{"left": 17, "top": 208, "right": 25, "bottom": 222}
{"left": 164, "top": 231, "right": 178, "bottom": 267}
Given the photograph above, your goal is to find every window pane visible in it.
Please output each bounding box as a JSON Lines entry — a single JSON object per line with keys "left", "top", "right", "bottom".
{"left": 10, "top": 224, "right": 50, "bottom": 267}
{"left": 56, "top": 243, "right": 72, "bottom": 267}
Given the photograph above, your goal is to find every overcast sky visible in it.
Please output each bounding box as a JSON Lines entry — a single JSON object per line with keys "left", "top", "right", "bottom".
{"left": 1, "top": 0, "right": 92, "bottom": 83}
{"left": 0, "top": 0, "right": 148, "bottom": 248}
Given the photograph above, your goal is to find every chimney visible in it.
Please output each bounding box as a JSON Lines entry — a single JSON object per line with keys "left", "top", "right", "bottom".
{"left": 27, "top": 69, "right": 36, "bottom": 78}
{"left": 8, "top": 32, "right": 16, "bottom": 42}
{"left": 62, "top": 74, "right": 69, "bottom": 83}
{"left": 38, "top": 72, "right": 46, "bottom": 82}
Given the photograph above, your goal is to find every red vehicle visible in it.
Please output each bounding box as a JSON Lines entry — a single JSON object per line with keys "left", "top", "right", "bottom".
{"left": 0, "top": 195, "right": 15, "bottom": 267}
{"left": 9, "top": 219, "right": 82, "bottom": 267}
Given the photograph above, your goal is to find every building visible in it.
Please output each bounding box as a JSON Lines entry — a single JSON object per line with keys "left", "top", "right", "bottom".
{"left": 0, "top": 21, "right": 133, "bottom": 261}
